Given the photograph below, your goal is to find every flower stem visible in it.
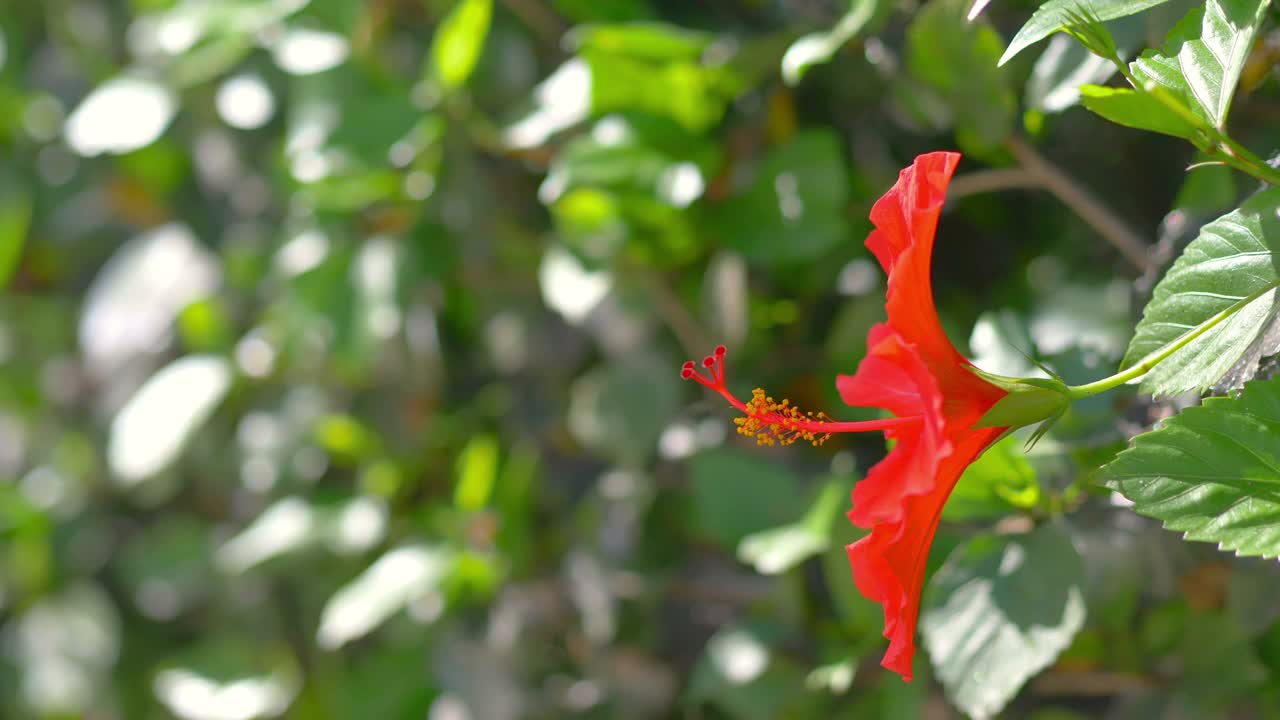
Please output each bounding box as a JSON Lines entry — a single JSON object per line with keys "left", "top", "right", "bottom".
{"left": 1066, "top": 282, "right": 1278, "bottom": 399}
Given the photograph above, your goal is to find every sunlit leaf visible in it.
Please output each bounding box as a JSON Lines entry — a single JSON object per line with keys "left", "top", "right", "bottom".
{"left": 316, "top": 544, "right": 455, "bottom": 649}
{"left": 217, "top": 497, "right": 317, "bottom": 573}
{"left": 1025, "top": 13, "right": 1145, "bottom": 113}
{"left": 738, "top": 478, "right": 843, "bottom": 574}
{"left": 781, "top": 0, "right": 885, "bottom": 86}
{"left": 1132, "top": 0, "right": 1269, "bottom": 129}
{"left": 1079, "top": 84, "right": 1202, "bottom": 140}
{"left": 155, "top": 667, "right": 297, "bottom": 720}
{"left": 1027, "top": 35, "right": 1118, "bottom": 113}
{"left": 1000, "top": 0, "right": 1173, "bottom": 65}
{"left": 272, "top": 28, "right": 350, "bottom": 76}
{"left": 1103, "top": 377, "right": 1280, "bottom": 558}
{"left": 64, "top": 76, "right": 176, "bottom": 156}
{"left": 943, "top": 436, "right": 1040, "bottom": 521}
{"left": 455, "top": 435, "right": 499, "bottom": 511}
{"left": 1082, "top": 0, "right": 1267, "bottom": 139}
{"left": 108, "top": 356, "right": 233, "bottom": 484}
{"left": 11, "top": 584, "right": 121, "bottom": 715}
{"left": 572, "top": 23, "right": 739, "bottom": 133}
{"left": 431, "top": 0, "right": 493, "bottom": 90}
{"left": 1122, "top": 188, "right": 1280, "bottom": 396}
{"left": 922, "top": 525, "right": 1086, "bottom": 720}
{"left": 79, "top": 223, "right": 221, "bottom": 373}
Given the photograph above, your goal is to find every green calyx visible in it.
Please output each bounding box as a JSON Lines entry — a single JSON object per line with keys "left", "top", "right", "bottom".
{"left": 967, "top": 366, "right": 1072, "bottom": 447}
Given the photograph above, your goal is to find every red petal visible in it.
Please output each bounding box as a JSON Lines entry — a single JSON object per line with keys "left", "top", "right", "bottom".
{"left": 846, "top": 424, "right": 1004, "bottom": 681}
{"left": 838, "top": 327, "right": 948, "bottom": 527}
{"left": 866, "top": 151, "right": 963, "bottom": 370}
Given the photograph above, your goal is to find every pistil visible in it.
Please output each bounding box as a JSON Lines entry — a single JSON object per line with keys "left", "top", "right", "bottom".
{"left": 681, "top": 345, "right": 918, "bottom": 447}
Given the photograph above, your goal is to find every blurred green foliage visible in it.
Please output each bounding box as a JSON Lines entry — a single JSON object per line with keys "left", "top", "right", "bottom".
{"left": 4, "top": 0, "right": 1280, "bottom": 718}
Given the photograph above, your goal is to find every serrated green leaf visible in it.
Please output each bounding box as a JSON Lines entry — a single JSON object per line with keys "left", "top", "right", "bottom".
{"left": 1079, "top": 85, "right": 1202, "bottom": 140}
{"left": 1000, "top": 0, "right": 1173, "bottom": 66}
{"left": 1131, "top": 0, "right": 1268, "bottom": 129}
{"left": 1121, "top": 188, "right": 1280, "bottom": 396}
{"left": 432, "top": 0, "right": 493, "bottom": 90}
{"left": 1026, "top": 13, "right": 1148, "bottom": 113}
{"left": 1102, "top": 377, "right": 1280, "bottom": 558}
{"left": 921, "top": 524, "right": 1086, "bottom": 720}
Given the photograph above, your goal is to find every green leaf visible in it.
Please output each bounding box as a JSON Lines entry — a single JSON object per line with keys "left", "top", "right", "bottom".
{"left": 907, "top": 0, "right": 1014, "bottom": 150}
{"left": 0, "top": 192, "right": 29, "bottom": 288}
{"left": 1121, "top": 188, "right": 1280, "bottom": 396}
{"left": 432, "top": 0, "right": 493, "bottom": 90}
{"left": 1132, "top": 0, "right": 1269, "bottom": 129}
{"left": 1078, "top": 85, "right": 1202, "bottom": 140}
{"left": 1176, "top": 611, "right": 1269, "bottom": 711}
{"left": 314, "top": 414, "right": 380, "bottom": 463}
{"left": 921, "top": 524, "right": 1086, "bottom": 720}
{"left": 1102, "top": 377, "right": 1280, "bottom": 558}
{"left": 715, "top": 130, "right": 850, "bottom": 263}
{"left": 108, "top": 355, "right": 233, "bottom": 485}
{"left": 567, "top": 357, "right": 680, "bottom": 464}
{"left": 944, "top": 436, "right": 1041, "bottom": 521}
{"left": 316, "top": 544, "right": 455, "bottom": 649}
{"left": 781, "top": 0, "right": 886, "bottom": 86}
{"left": 689, "top": 449, "right": 803, "bottom": 549}
{"left": 1025, "top": 14, "right": 1146, "bottom": 113}
{"left": 455, "top": 435, "right": 499, "bottom": 511}
{"left": 572, "top": 22, "right": 711, "bottom": 60}
{"left": 571, "top": 23, "right": 740, "bottom": 133}
{"left": 1027, "top": 35, "right": 1119, "bottom": 113}
{"left": 1000, "top": 0, "right": 1173, "bottom": 65}
{"left": 737, "top": 478, "right": 843, "bottom": 574}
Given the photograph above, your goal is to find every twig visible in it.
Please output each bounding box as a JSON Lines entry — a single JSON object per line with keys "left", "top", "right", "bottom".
{"left": 947, "top": 167, "right": 1041, "bottom": 199}
{"left": 636, "top": 272, "right": 713, "bottom": 359}
{"left": 1006, "top": 136, "right": 1152, "bottom": 273}
{"left": 1031, "top": 669, "right": 1155, "bottom": 696}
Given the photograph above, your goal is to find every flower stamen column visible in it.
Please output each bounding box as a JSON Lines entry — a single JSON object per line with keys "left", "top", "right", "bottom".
{"left": 681, "top": 344, "right": 919, "bottom": 447}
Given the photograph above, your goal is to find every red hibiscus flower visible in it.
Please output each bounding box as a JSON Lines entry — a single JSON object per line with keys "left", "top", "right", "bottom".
{"left": 681, "top": 151, "right": 1068, "bottom": 681}
{"left": 838, "top": 151, "right": 1010, "bottom": 681}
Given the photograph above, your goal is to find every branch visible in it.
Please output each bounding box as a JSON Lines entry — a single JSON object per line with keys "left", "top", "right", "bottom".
{"left": 947, "top": 167, "right": 1040, "bottom": 199}
{"left": 1006, "top": 136, "right": 1152, "bottom": 273}
{"left": 636, "top": 271, "right": 713, "bottom": 360}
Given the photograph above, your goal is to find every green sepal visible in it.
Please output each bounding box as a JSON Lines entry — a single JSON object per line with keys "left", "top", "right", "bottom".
{"left": 966, "top": 366, "right": 1071, "bottom": 432}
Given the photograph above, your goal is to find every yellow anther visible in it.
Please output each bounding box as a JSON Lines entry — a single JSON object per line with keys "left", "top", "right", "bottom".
{"left": 736, "top": 387, "right": 831, "bottom": 447}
